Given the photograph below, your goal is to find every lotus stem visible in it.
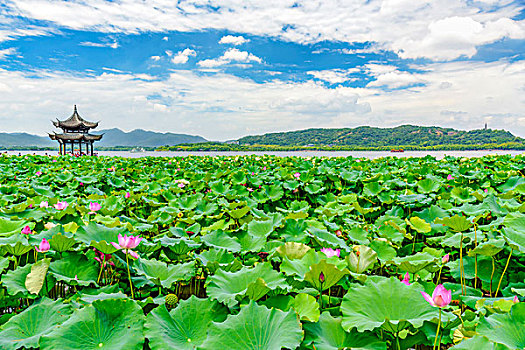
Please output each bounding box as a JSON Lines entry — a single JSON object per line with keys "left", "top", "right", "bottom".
{"left": 433, "top": 308, "right": 442, "bottom": 350}
{"left": 490, "top": 257, "right": 495, "bottom": 297}
{"left": 495, "top": 249, "right": 512, "bottom": 297}
{"left": 97, "top": 264, "right": 103, "bottom": 284}
{"left": 459, "top": 232, "right": 465, "bottom": 296}
{"left": 125, "top": 253, "right": 134, "bottom": 299}
{"left": 474, "top": 226, "right": 478, "bottom": 289}
{"left": 436, "top": 266, "right": 443, "bottom": 284}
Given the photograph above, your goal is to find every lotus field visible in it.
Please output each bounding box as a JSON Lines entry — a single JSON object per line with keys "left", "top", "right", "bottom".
{"left": 1, "top": 154, "right": 525, "bottom": 350}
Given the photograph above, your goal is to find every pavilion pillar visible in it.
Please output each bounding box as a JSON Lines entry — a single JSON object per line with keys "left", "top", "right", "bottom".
{"left": 79, "top": 142, "right": 82, "bottom": 155}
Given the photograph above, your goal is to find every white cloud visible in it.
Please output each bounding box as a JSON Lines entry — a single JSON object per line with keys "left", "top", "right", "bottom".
{"left": 219, "top": 35, "right": 249, "bottom": 45}
{"left": 4, "top": 0, "right": 523, "bottom": 60}
{"left": 150, "top": 55, "right": 161, "bottom": 61}
{"left": 197, "top": 48, "right": 261, "bottom": 67}
{"left": 171, "top": 48, "right": 196, "bottom": 64}
{"left": 0, "top": 59, "right": 523, "bottom": 140}
{"left": 0, "top": 47, "right": 16, "bottom": 59}
{"left": 79, "top": 41, "right": 118, "bottom": 49}
{"left": 307, "top": 69, "right": 359, "bottom": 84}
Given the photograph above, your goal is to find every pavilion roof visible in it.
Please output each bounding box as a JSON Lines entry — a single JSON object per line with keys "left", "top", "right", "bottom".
{"left": 49, "top": 132, "right": 103, "bottom": 142}
{"left": 53, "top": 105, "right": 99, "bottom": 130}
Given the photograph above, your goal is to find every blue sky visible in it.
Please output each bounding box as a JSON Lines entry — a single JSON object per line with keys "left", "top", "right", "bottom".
{"left": 0, "top": 0, "right": 524, "bottom": 140}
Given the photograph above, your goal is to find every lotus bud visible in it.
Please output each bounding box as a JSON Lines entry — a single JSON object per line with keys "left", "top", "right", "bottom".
{"left": 442, "top": 254, "right": 450, "bottom": 264}
{"left": 21, "top": 225, "right": 32, "bottom": 235}
{"left": 514, "top": 296, "right": 520, "bottom": 303}
{"left": 319, "top": 272, "right": 325, "bottom": 283}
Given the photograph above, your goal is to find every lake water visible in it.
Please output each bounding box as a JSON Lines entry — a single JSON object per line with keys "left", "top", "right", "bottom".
{"left": 3, "top": 149, "right": 524, "bottom": 159}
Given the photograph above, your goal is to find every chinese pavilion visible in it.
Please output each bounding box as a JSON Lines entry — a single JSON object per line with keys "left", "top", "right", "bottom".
{"left": 49, "top": 105, "right": 103, "bottom": 156}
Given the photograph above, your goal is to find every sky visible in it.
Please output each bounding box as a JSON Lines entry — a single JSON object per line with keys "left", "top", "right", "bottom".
{"left": 0, "top": 0, "right": 524, "bottom": 141}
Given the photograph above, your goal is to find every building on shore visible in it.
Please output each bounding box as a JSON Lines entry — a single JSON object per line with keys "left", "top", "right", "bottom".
{"left": 49, "top": 105, "right": 103, "bottom": 156}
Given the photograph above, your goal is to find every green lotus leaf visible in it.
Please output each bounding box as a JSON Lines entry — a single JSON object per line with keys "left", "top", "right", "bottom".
{"left": 392, "top": 252, "right": 437, "bottom": 274}
{"left": 347, "top": 245, "right": 378, "bottom": 273}
{"left": 0, "top": 256, "right": 8, "bottom": 273}
{"left": 75, "top": 222, "right": 128, "bottom": 245}
{"left": 341, "top": 278, "right": 438, "bottom": 333}
{"left": 477, "top": 302, "right": 525, "bottom": 349}
{"left": 207, "top": 262, "right": 290, "bottom": 307}
{"left": 201, "top": 301, "right": 303, "bottom": 350}
{"left": 347, "top": 227, "right": 370, "bottom": 245}
{"left": 134, "top": 259, "right": 195, "bottom": 288}
{"left": 40, "top": 298, "right": 145, "bottom": 350}
{"left": 369, "top": 240, "right": 397, "bottom": 263}
{"left": 451, "top": 335, "right": 497, "bottom": 350}
{"left": 293, "top": 293, "right": 320, "bottom": 322}
{"left": 468, "top": 238, "right": 505, "bottom": 257}
{"left": 0, "top": 298, "right": 72, "bottom": 350}
{"left": 48, "top": 234, "right": 77, "bottom": 253}
{"left": 502, "top": 212, "right": 525, "bottom": 253}
{"left": 304, "top": 312, "right": 387, "bottom": 350}
{"left": 201, "top": 230, "right": 241, "bottom": 253}
{"left": 145, "top": 296, "right": 227, "bottom": 350}
{"left": 195, "top": 248, "right": 236, "bottom": 273}
{"left": 2, "top": 240, "right": 33, "bottom": 256}
{"left": 48, "top": 252, "right": 99, "bottom": 286}
{"left": 159, "top": 236, "right": 200, "bottom": 255}
{"left": 417, "top": 178, "right": 441, "bottom": 194}
{"left": 305, "top": 259, "right": 349, "bottom": 290}
{"left": 435, "top": 215, "right": 472, "bottom": 232}
{"left": 246, "top": 277, "right": 271, "bottom": 301}
{"left": 407, "top": 216, "right": 431, "bottom": 234}
{"left": 1, "top": 264, "right": 32, "bottom": 297}
{"left": 280, "top": 250, "right": 324, "bottom": 280}
{"left": 276, "top": 242, "right": 311, "bottom": 260}
{"left": 0, "top": 218, "right": 30, "bottom": 237}
{"left": 25, "top": 258, "right": 50, "bottom": 295}
{"left": 247, "top": 218, "right": 275, "bottom": 237}
{"left": 308, "top": 227, "right": 348, "bottom": 249}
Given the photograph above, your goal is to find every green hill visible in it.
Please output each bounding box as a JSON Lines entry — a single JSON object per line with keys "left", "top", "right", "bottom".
{"left": 237, "top": 125, "right": 525, "bottom": 148}
{"left": 0, "top": 129, "right": 207, "bottom": 149}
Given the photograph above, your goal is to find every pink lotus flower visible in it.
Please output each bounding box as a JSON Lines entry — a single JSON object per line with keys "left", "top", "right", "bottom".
{"left": 447, "top": 174, "right": 454, "bottom": 180}
{"left": 93, "top": 248, "right": 115, "bottom": 267}
{"left": 111, "top": 233, "right": 142, "bottom": 259}
{"left": 21, "top": 225, "right": 32, "bottom": 235}
{"left": 36, "top": 171, "right": 42, "bottom": 176}
{"left": 36, "top": 238, "right": 50, "bottom": 253}
{"left": 79, "top": 182, "right": 83, "bottom": 186}
{"left": 178, "top": 183, "right": 185, "bottom": 188}
{"left": 421, "top": 284, "right": 452, "bottom": 308}
{"left": 247, "top": 187, "right": 253, "bottom": 192}
{"left": 89, "top": 202, "right": 101, "bottom": 213}
{"left": 28, "top": 204, "right": 33, "bottom": 209}
{"left": 442, "top": 254, "right": 450, "bottom": 264}
{"left": 401, "top": 272, "right": 411, "bottom": 286}
{"left": 125, "top": 192, "right": 131, "bottom": 198}
{"left": 263, "top": 167, "right": 267, "bottom": 170}
{"left": 40, "top": 201, "right": 49, "bottom": 208}
{"left": 484, "top": 189, "right": 488, "bottom": 193}
{"left": 294, "top": 172, "right": 301, "bottom": 179}
{"left": 54, "top": 201, "right": 68, "bottom": 210}
{"left": 320, "top": 247, "right": 340, "bottom": 258}
{"left": 514, "top": 296, "right": 520, "bottom": 303}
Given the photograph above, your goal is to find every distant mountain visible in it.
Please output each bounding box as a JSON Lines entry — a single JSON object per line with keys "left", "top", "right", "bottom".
{"left": 237, "top": 125, "right": 525, "bottom": 147}
{"left": 0, "top": 128, "right": 206, "bottom": 148}
{"left": 96, "top": 129, "right": 206, "bottom": 147}
{"left": 0, "top": 133, "right": 54, "bottom": 147}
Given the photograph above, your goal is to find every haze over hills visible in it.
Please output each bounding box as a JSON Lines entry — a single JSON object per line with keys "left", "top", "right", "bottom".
{"left": 0, "top": 128, "right": 206, "bottom": 148}
{"left": 237, "top": 125, "right": 525, "bottom": 147}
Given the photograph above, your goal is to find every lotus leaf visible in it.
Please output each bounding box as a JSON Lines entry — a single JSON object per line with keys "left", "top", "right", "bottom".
{"left": 145, "top": 296, "right": 227, "bottom": 350}
{"left": 341, "top": 278, "right": 438, "bottom": 332}
{"left": 201, "top": 301, "right": 303, "bottom": 350}
{"left": 40, "top": 298, "right": 145, "bottom": 350}
{"left": 0, "top": 298, "right": 72, "bottom": 350}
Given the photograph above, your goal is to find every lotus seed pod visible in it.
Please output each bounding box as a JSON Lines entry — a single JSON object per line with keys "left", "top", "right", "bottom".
{"left": 165, "top": 293, "right": 179, "bottom": 309}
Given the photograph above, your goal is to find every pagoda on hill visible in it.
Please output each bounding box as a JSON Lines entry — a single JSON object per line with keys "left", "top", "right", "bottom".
{"left": 49, "top": 105, "right": 103, "bottom": 156}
